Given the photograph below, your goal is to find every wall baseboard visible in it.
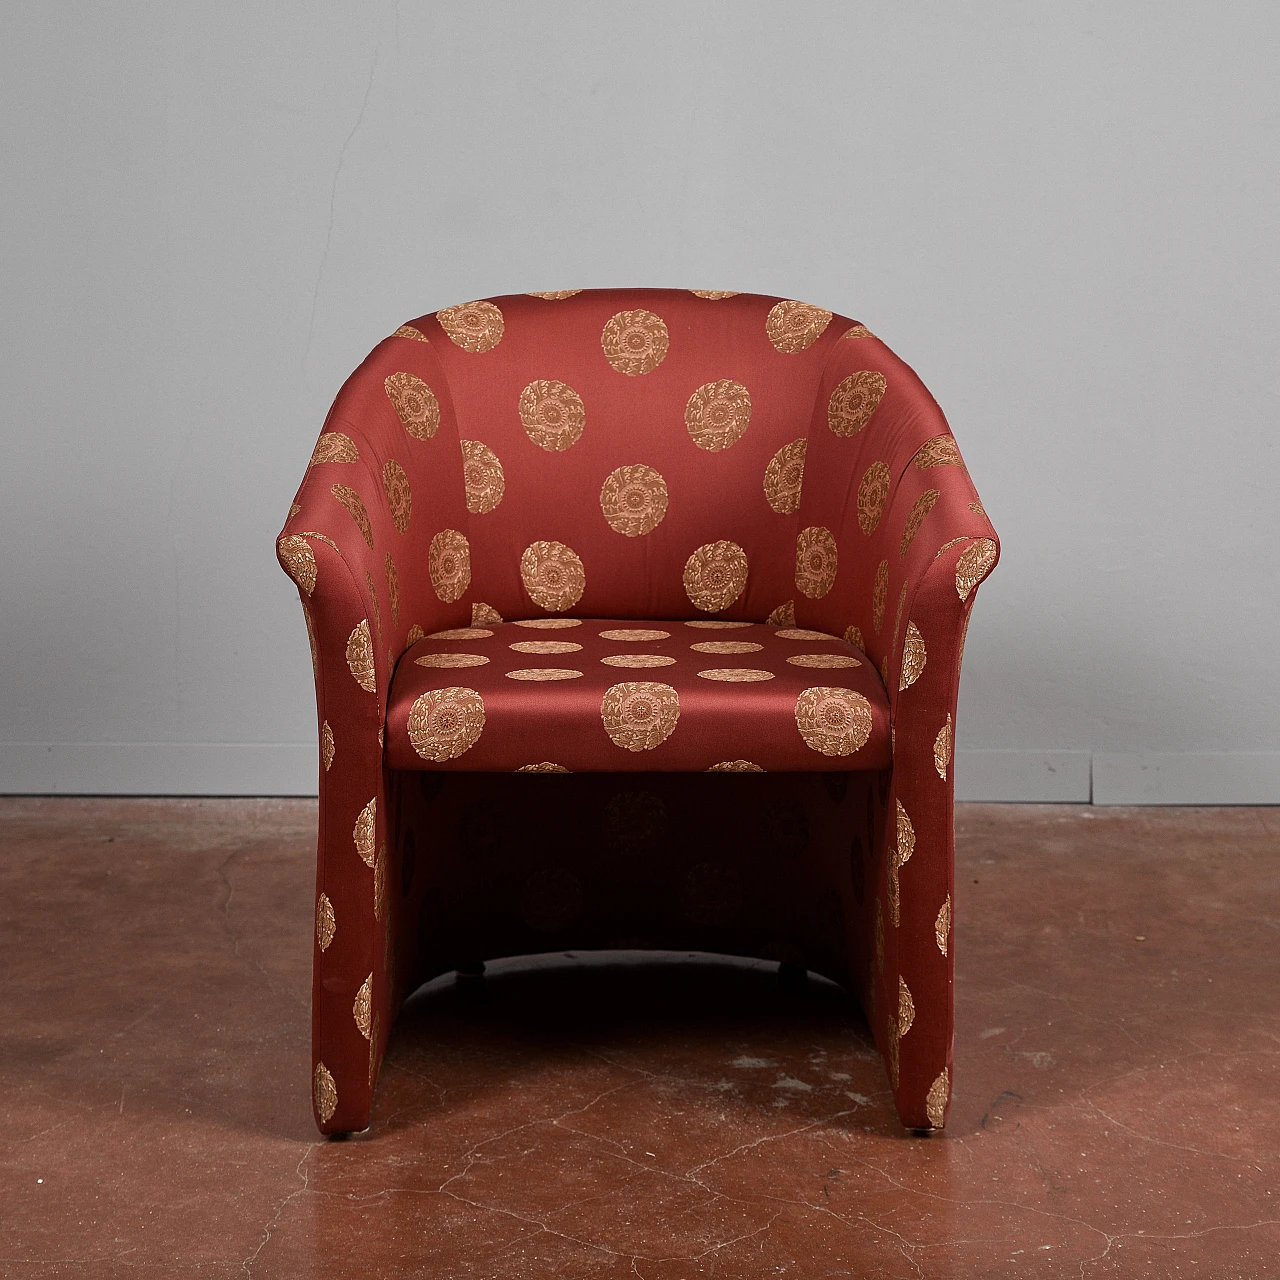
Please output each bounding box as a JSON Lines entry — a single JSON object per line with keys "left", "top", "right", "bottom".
{"left": 0, "top": 743, "right": 1277, "bottom": 805}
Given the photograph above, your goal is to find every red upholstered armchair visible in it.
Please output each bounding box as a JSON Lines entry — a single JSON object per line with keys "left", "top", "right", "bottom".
{"left": 277, "top": 289, "right": 999, "bottom": 1135}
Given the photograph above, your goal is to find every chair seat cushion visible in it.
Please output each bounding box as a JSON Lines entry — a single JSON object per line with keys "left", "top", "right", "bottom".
{"left": 384, "top": 620, "right": 892, "bottom": 773}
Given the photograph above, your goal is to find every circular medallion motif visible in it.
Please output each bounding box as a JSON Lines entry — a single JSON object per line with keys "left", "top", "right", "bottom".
{"left": 429, "top": 627, "right": 492, "bottom": 640}
{"left": 683, "top": 540, "right": 748, "bottom": 613}
{"left": 429, "top": 529, "right": 471, "bottom": 603}
{"left": 600, "top": 681, "right": 680, "bottom": 751}
{"left": 526, "top": 290, "right": 582, "bottom": 299}
{"left": 600, "top": 654, "right": 677, "bottom": 668}
{"left": 795, "top": 687, "right": 874, "bottom": 756}
{"left": 437, "top": 300, "right": 504, "bottom": 353}
{"left": 316, "top": 893, "right": 335, "bottom": 950}
{"left": 513, "top": 617, "right": 582, "bottom": 629}
{"left": 278, "top": 536, "right": 316, "bottom": 595}
{"left": 346, "top": 620, "right": 376, "bottom": 691}
{"left": 707, "top": 760, "right": 764, "bottom": 771}
{"left": 518, "top": 380, "right": 585, "bottom": 452}
{"left": 600, "top": 628, "right": 670, "bottom": 641}
{"left": 828, "top": 371, "right": 887, "bottom": 437}
{"left": 844, "top": 624, "right": 865, "bottom": 650}
{"left": 384, "top": 372, "right": 441, "bottom": 439}
{"left": 899, "top": 620, "right": 926, "bottom": 690}
{"left": 601, "top": 309, "right": 669, "bottom": 375}
{"left": 690, "top": 641, "right": 761, "bottom": 654}
{"left": 787, "top": 653, "right": 861, "bottom": 668}
{"left": 407, "top": 686, "right": 486, "bottom": 761}
{"left": 506, "top": 668, "right": 583, "bottom": 681}
{"left": 414, "top": 653, "right": 490, "bottom": 668}
{"left": 764, "top": 439, "right": 807, "bottom": 513}
{"left": 460, "top": 439, "right": 505, "bottom": 514}
{"left": 872, "top": 560, "right": 889, "bottom": 634}
{"left": 472, "top": 603, "right": 503, "bottom": 626}
{"left": 685, "top": 380, "right": 752, "bottom": 452}
{"left": 914, "top": 435, "right": 963, "bottom": 468}
{"left": 382, "top": 460, "right": 412, "bottom": 533}
{"left": 900, "top": 490, "right": 940, "bottom": 556}
{"left": 313, "top": 1062, "right": 337, "bottom": 1123}
{"left": 956, "top": 538, "right": 998, "bottom": 601}
{"left": 690, "top": 290, "right": 740, "bottom": 299}
{"left": 766, "top": 300, "right": 832, "bottom": 353}
{"left": 385, "top": 553, "right": 400, "bottom": 624}
{"left": 516, "top": 762, "right": 569, "bottom": 772}
{"left": 310, "top": 432, "right": 359, "bottom": 465}
{"left": 775, "top": 628, "right": 833, "bottom": 641}
{"left": 600, "top": 464, "right": 668, "bottom": 536}
{"left": 697, "top": 668, "right": 774, "bottom": 682}
{"left": 331, "top": 483, "right": 373, "bottom": 549}
{"left": 857, "top": 462, "right": 892, "bottom": 535}
{"left": 520, "top": 540, "right": 586, "bottom": 612}
{"left": 841, "top": 324, "right": 873, "bottom": 340}
{"left": 795, "top": 526, "right": 838, "bottom": 598}
{"left": 509, "top": 640, "right": 582, "bottom": 654}
{"left": 321, "top": 721, "right": 335, "bottom": 771}
{"left": 684, "top": 620, "right": 753, "bottom": 629}
{"left": 767, "top": 600, "right": 796, "bottom": 627}
{"left": 391, "top": 324, "right": 430, "bottom": 342}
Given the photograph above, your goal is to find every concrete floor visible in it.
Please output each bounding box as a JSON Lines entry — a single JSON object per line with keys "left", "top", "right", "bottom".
{"left": 1, "top": 798, "right": 1276, "bottom": 1278}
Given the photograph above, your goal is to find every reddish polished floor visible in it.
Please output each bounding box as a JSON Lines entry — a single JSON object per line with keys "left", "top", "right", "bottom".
{"left": 1, "top": 799, "right": 1276, "bottom": 1278}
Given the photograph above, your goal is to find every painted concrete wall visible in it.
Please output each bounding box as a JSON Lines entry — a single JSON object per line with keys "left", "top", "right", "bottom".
{"left": 2, "top": 3, "right": 1276, "bottom": 801}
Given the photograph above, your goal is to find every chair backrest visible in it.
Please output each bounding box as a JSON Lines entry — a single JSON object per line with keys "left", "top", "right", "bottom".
{"left": 405, "top": 288, "right": 856, "bottom": 622}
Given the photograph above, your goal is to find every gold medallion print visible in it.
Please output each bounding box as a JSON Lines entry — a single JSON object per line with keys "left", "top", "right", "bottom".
{"left": 955, "top": 538, "right": 997, "bottom": 601}
{"left": 600, "top": 682, "right": 680, "bottom": 751}
{"left": 506, "top": 668, "right": 583, "bottom": 681}
{"left": 926, "top": 1069, "right": 949, "bottom": 1128}
{"left": 844, "top": 624, "right": 865, "bottom": 650}
{"left": 841, "top": 324, "right": 873, "bottom": 340}
{"left": 767, "top": 600, "right": 796, "bottom": 627}
{"left": 509, "top": 640, "right": 582, "bottom": 654}
{"left": 601, "top": 309, "right": 669, "bottom": 375}
{"left": 513, "top": 617, "right": 582, "bottom": 629}
{"left": 774, "top": 627, "right": 832, "bottom": 640}
{"left": 472, "top": 602, "right": 503, "bottom": 625}
{"left": 685, "top": 380, "right": 752, "bottom": 451}
{"left": 899, "top": 621, "right": 926, "bottom": 690}
{"left": 516, "top": 762, "right": 570, "bottom": 771}
{"left": 766, "top": 300, "right": 832, "bottom": 353}
{"left": 601, "top": 654, "right": 676, "bottom": 667}
{"left": 795, "top": 526, "right": 838, "bottom": 598}
{"left": 437, "top": 300, "right": 504, "bottom": 352}
{"left": 828, "top": 371, "right": 887, "bottom": 436}
{"left": 313, "top": 1062, "right": 338, "bottom": 1122}
{"left": 697, "top": 668, "right": 774, "bottom": 682}
{"left": 382, "top": 460, "right": 412, "bottom": 533}
{"left": 406, "top": 623, "right": 426, "bottom": 646}
{"left": 310, "top": 432, "right": 359, "bottom": 465}
{"left": 321, "top": 721, "right": 335, "bottom": 770}
{"left": 384, "top": 372, "right": 441, "bottom": 440}
{"left": 969, "top": 499, "right": 986, "bottom": 517}
{"left": 353, "top": 974, "right": 373, "bottom": 1039}
{"left": 872, "top": 560, "right": 889, "bottom": 634}
{"left": 794, "top": 687, "right": 874, "bottom": 756}
{"left": 414, "top": 653, "right": 489, "bottom": 668}
{"left": 933, "top": 714, "right": 953, "bottom": 780}
{"left": 685, "top": 619, "right": 753, "bottom": 629}
{"left": 346, "top": 620, "right": 376, "bottom": 691}
{"left": 316, "top": 893, "right": 335, "bottom": 950}
{"left": 429, "top": 627, "right": 492, "bottom": 640}
{"left": 914, "top": 435, "right": 962, "bottom": 468}
{"left": 600, "top": 464, "right": 668, "bottom": 536}
{"left": 857, "top": 462, "right": 891, "bottom": 535}
{"left": 391, "top": 324, "right": 430, "bottom": 342}
{"left": 353, "top": 797, "right": 377, "bottom": 866}
{"left": 278, "top": 536, "right": 317, "bottom": 595}
{"left": 384, "top": 554, "right": 400, "bottom": 625}
{"left": 330, "top": 484, "right": 374, "bottom": 549}
{"left": 690, "top": 290, "right": 740, "bottom": 299}
{"left": 900, "top": 490, "right": 939, "bottom": 557}
{"left": 683, "top": 541, "right": 748, "bottom": 613}
{"left": 935, "top": 895, "right": 952, "bottom": 956}
{"left": 429, "top": 529, "right": 471, "bottom": 603}
{"left": 787, "top": 653, "right": 861, "bottom": 668}
{"left": 899, "top": 976, "right": 915, "bottom": 1038}
{"left": 707, "top": 759, "right": 764, "bottom": 771}
{"left": 764, "top": 439, "right": 807, "bottom": 513}
{"left": 520, "top": 540, "right": 586, "bottom": 612}
{"left": 526, "top": 290, "right": 582, "bottom": 299}
{"left": 460, "top": 439, "right": 505, "bottom": 514}
{"left": 407, "top": 687, "right": 486, "bottom": 761}
{"left": 690, "top": 641, "right": 761, "bottom": 654}
{"left": 599, "top": 628, "right": 669, "bottom": 641}
{"left": 519, "top": 380, "right": 585, "bottom": 451}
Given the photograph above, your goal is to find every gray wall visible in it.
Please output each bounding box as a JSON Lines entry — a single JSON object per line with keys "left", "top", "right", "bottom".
{"left": 2, "top": 2, "right": 1277, "bottom": 802}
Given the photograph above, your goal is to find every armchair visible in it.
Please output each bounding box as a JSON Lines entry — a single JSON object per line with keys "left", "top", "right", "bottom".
{"left": 277, "top": 289, "right": 998, "bottom": 1134}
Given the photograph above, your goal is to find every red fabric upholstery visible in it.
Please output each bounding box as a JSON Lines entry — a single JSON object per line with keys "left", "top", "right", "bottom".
{"left": 277, "top": 289, "right": 999, "bottom": 1137}
{"left": 384, "top": 620, "right": 891, "bottom": 773}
